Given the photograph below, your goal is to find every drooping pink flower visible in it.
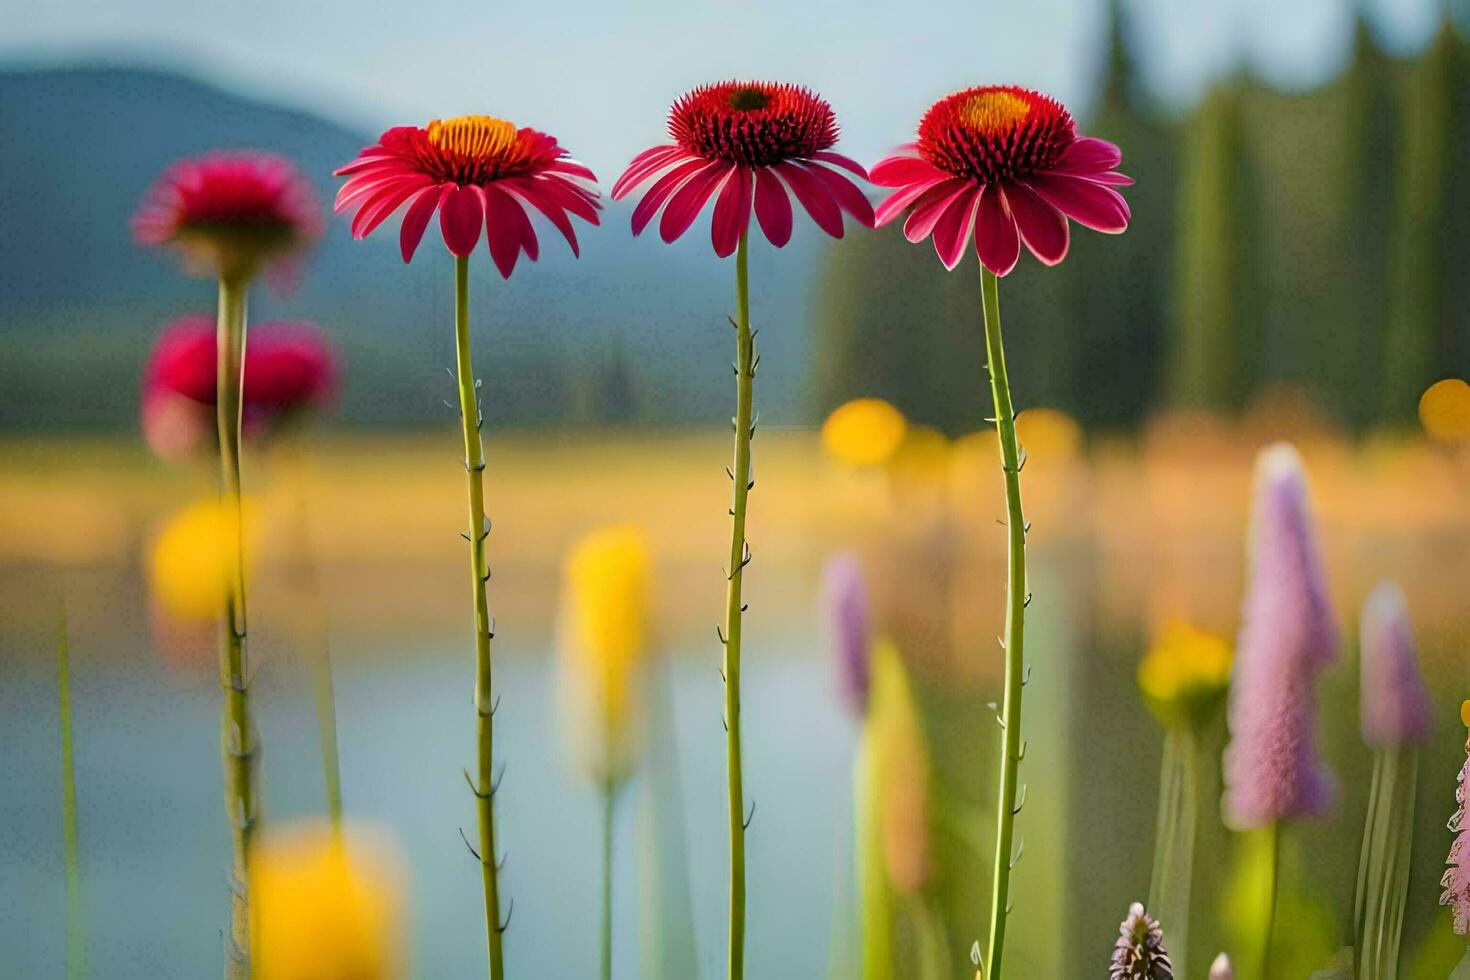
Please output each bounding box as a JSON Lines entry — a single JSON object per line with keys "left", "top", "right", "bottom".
{"left": 1442, "top": 715, "right": 1470, "bottom": 934}
{"left": 1222, "top": 443, "right": 1339, "bottom": 829}
{"left": 141, "top": 315, "right": 338, "bottom": 460}
{"left": 871, "top": 85, "right": 1132, "bottom": 274}
{"left": 333, "top": 116, "right": 600, "bottom": 276}
{"left": 612, "top": 81, "right": 874, "bottom": 257}
{"left": 133, "top": 152, "right": 322, "bottom": 280}
{"left": 821, "top": 552, "right": 872, "bottom": 719}
{"left": 1359, "top": 581, "right": 1433, "bottom": 749}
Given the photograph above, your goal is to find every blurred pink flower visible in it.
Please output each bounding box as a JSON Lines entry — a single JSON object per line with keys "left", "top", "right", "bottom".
{"left": 871, "top": 85, "right": 1131, "bottom": 274}
{"left": 133, "top": 151, "right": 321, "bottom": 280}
{"left": 1359, "top": 581, "right": 1432, "bottom": 748}
{"left": 821, "top": 551, "right": 872, "bottom": 719}
{"left": 141, "top": 315, "right": 337, "bottom": 460}
{"left": 1222, "top": 443, "right": 1338, "bottom": 829}
{"left": 613, "top": 81, "right": 873, "bottom": 257}
{"left": 333, "top": 116, "right": 600, "bottom": 276}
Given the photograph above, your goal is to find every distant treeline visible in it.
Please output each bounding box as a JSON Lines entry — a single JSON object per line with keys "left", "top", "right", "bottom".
{"left": 810, "top": 12, "right": 1470, "bottom": 434}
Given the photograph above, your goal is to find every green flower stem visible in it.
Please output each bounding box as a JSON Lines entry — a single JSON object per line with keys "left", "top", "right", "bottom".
{"left": 602, "top": 781, "right": 618, "bottom": 980}
{"left": 215, "top": 273, "right": 258, "bottom": 978}
{"left": 1148, "top": 729, "right": 1200, "bottom": 972}
{"left": 58, "top": 601, "right": 84, "bottom": 980}
{"left": 856, "top": 731, "right": 892, "bottom": 980}
{"left": 306, "top": 592, "right": 343, "bottom": 834}
{"left": 452, "top": 255, "right": 506, "bottom": 980}
{"left": 915, "top": 896, "right": 951, "bottom": 980}
{"left": 977, "top": 262, "right": 1027, "bottom": 980}
{"left": 1259, "top": 821, "right": 1280, "bottom": 980}
{"left": 1354, "top": 746, "right": 1418, "bottom": 980}
{"left": 722, "top": 230, "right": 755, "bottom": 980}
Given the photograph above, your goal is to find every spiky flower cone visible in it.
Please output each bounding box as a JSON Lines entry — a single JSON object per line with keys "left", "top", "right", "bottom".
{"left": 1441, "top": 702, "right": 1470, "bottom": 934}
{"left": 1110, "top": 902, "right": 1175, "bottom": 980}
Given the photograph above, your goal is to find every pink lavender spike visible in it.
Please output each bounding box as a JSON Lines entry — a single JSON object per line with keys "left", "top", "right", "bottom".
{"left": 1222, "top": 444, "right": 1339, "bottom": 829}
{"left": 1359, "top": 581, "right": 1433, "bottom": 748}
{"left": 821, "top": 551, "right": 872, "bottom": 719}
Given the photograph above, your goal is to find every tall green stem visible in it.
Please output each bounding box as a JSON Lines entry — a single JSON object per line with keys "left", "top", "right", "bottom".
{"left": 978, "top": 262, "right": 1027, "bottom": 980}
{"left": 215, "top": 274, "right": 258, "bottom": 978}
{"left": 1148, "top": 730, "right": 1199, "bottom": 972}
{"left": 602, "top": 782, "right": 616, "bottom": 980}
{"left": 453, "top": 255, "right": 506, "bottom": 979}
{"left": 58, "top": 601, "right": 84, "bottom": 980}
{"left": 1259, "top": 822, "right": 1280, "bottom": 980}
{"left": 1354, "top": 747, "right": 1418, "bottom": 980}
{"left": 722, "top": 231, "right": 755, "bottom": 980}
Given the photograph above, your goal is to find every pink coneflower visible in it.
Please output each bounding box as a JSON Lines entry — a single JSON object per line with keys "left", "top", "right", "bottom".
{"left": 1223, "top": 444, "right": 1339, "bottom": 829}
{"left": 141, "top": 315, "right": 337, "bottom": 460}
{"left": 1441, "top": 704, "right": 1470, "bottom": 934}
{"left": 612, "top": 81, "right": 873, "bottom": 256}
{"left": 821, "top": 552, "right": 872, "bottom": 719}
{"left": 134, "top": 152, "right": 321, "bottom": 280}
{"left": 333, "top": 116, "right": 600, "bottom": 276}
{"left": 1359, "top": 582, "right": 1432, "bottom": 749}
{"left": 871, "top": 86, "right": 1131, "bottom": 273}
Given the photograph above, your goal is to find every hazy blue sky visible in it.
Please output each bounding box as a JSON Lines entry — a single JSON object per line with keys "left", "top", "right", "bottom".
{"left": 0, "top": 0, "right": 1447, "bottom": 176}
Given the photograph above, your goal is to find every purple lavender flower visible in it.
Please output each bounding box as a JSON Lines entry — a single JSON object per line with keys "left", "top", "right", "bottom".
{"left": 1110, "top": 902, "right": 1174, "bottom": 979}
{"left": 1442, "top": 710, "right": 1470, "bottom": 934}
{"left": 1222, "top": 443, "right": 1339, "bottom": 829}
{"left": 1359, "top": 581, "right": 1432, "bottom": 749}
{"left": 821, "top": 551, "right": 872, "bottom": 718}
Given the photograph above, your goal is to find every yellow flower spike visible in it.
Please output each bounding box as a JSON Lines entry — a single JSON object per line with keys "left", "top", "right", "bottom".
{"left": 866, "top": 639, "right": 933, "bottom": 896}
{"left": 147, "top": 496, "right": 260, "bottom": 623}
{"left": 887, "top": 425, "right": 951, "bottom": 485}
{"left": 821, "top": 398, "right": 908, "bottom": 468}
{"left": 557, "top": 524, "right": 653, "bottom": 785}
{"left": 1137, "top": 621, "right": 1233, "bottom": 730}
{"left": 249, "top": 819, "right": 407, "bottom": 980}
{"left": 1460, "top": 699, "right": 1470, "bottom": 730}
{"left": 1419, "top": 379, "right": 1470, "bottom": 444}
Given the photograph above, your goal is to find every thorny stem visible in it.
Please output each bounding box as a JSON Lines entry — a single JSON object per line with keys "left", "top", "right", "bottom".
{"left": 723, "top": 230, "right": 754, "bottom": 980}
{"left": 58, "top": 601, "right": 85, "bottom": 980}
{"left": 978, "top": 262, "right": 1027, "bottom": 980}
{"left": 453, "top": 256, "right": 506, "bottom": 979}
{"left": 215, "top": 274, "right": 258, "bottom": 979}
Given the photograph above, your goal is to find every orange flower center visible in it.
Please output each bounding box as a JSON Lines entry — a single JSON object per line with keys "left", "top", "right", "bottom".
{"left": 957, "top": 90, "right": 1031, "bottom": 137}
{"left": 426, "top": 115, "right": 518, "bottom": 162}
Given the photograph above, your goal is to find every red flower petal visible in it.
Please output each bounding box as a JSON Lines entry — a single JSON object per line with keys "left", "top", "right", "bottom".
{"left": 546, "top": 160, "right": 598, "bottom": 183}
{"left": 753, "top": 167, "right": 794, "bottom": 248}
{"left": 711, "top": 166, "right": 753, "bottom": 258}
{"left": 351, "top": 178, "right": 433, "bottom": 240}
{"left": 631, "top": 158, "right": 711, "bottom": 237}
{"left": 1084, "top": 171, "right": 1134, "bottom": 187}
{"left": 399, "top": 184, "right": 450, "bottom": 263}
{"left": 1004, "top": 180, "right": 1069, "bottom": 266}
{"left": 502, "top": 179, "right": 580, "bottom": 257}
{"left": 773, "top": 162, "right": 843, "bottom": 238}
{"left": 932, "top": 184, "right": 981, "bottom": 271}
{"left": 975, "top": 183, "right": 1020, "bottom": 277}
{"left": 812, "top": 151, "right": 868, "bottom": 180}
{"left": 439, "top": 184, "right": 485, "bottom": 257}
{"left": 903, "top": 178, "right": 971, "bottom": 244}
{"left": 1023, "top": 173, "right": 1128, "bottom": 234}
{"left": 538, "top": 175, "right": 602, "bottom": 223}
{"left": 612, "top": 146, "right": 688, "bottom": 200}
{"left": 1053, "top": 137, "right": 1122, "bottom": 175}
{"left": 869, "top": 154, "right": 948, "bottom": 187}
{"left": 874, "top": 177, "right": 948, "bottom": 227}
{"left": 798, "top": 162, "right": 874, "bottom": 228}
{"left": 485, "top": 185, "right": 536, "bottom": 278}
{"left": 660, "top": 163, "right": 733, "bottom": 243}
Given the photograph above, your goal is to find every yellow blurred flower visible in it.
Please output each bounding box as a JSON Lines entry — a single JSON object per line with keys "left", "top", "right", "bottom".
{"left": 821, "top": 398, "right": 907, "bottom": 467}
{"left": 147, "top": 496, "right": 259, "bottom": 623}
{"left": 1015, "top": 407, "right": 1083, "bottom": 463}
{"left": 249, "top": 820, "right": 407, "bottom": 980}
{"left": 1419, "top": 379, "right": 1470, "bottom": 444}
{"left": 557, "top": 525, "right": 652, "bottom": 784}
{"left": 1138, "top": 621, "right": 1233, "bottom": 730}
{"left": 864, "top": 639, "right": 932, "bottom": 896}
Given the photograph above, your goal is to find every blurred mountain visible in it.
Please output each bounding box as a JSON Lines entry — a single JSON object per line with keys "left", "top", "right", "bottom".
{"left": 0, "top": 65, "right": 821, "bottom": 430}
